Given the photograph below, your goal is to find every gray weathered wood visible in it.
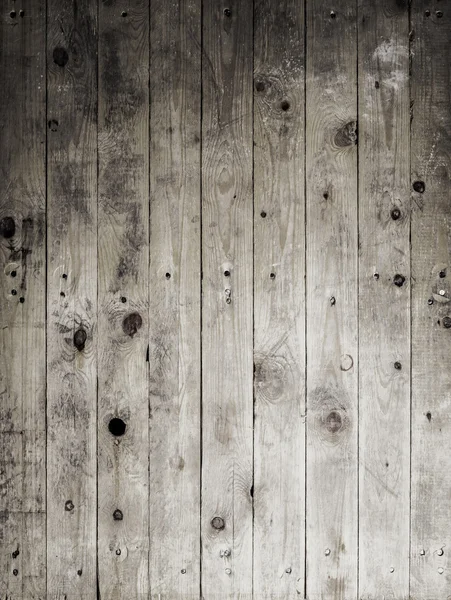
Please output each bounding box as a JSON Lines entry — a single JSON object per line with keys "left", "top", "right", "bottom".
{"left": 201, "top": 1, "right": 254, "bottom": 597}
{"left": 305, "top": 1, "right": 358, "bottom": 598}
{"left": 410, "top": 3, "right": 451, "bottom": 599}
{"left": 358, "top": 2, "right": 411, "bottom": 598}
{"left": 149, "top": 0, "right": 201, "bottom": 597}
{"left": 97, "top": 2, "right": 149, "bottom": 598}
{"left": 358, "top": 0, "right": 410, "bottom": 600}
{"left": 46, "top": 0, "right": 98, "bottom": 597}
{"left": 0, "top": 5, "right": 46, "bottom": 598}
{"left": 253, "top": 0, "right": 306, "bottom": 596}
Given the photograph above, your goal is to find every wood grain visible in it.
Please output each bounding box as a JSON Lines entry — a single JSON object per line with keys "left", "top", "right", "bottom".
{"left": 358, "top": 2, "right": 411, "bottom": 599}
{"left": 201, "top": 1, "right": 254, "bottom": 597}
{"left": 305, "top": 1, "right": 358, "bottom": 598}
{"left": 97, "top": 2, "right": 149, "bottom": 598}
{"left": 410, "top": 3, "right": 451, "bottom": 599}
{"left": 149, "top": 0, "right": 201, "bottom": 598}
{"left": 253, "top": 0, "right": 306, "bottom": 597}
{"left": 0, "top": 4, "right": 46, "bottom": 598}
{"left": 46, "top": 0, "right": 98, "bottom": 597}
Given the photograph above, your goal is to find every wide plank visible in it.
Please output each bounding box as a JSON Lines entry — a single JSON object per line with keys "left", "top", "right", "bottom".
{"left": 253, "top": 0, "right": 306, "bottom": 597}
{"left": 305, "top": 1, "right": 358, "bottom": 598}
{"left": 97, "top": 2, "right": 150, "bottom": 598}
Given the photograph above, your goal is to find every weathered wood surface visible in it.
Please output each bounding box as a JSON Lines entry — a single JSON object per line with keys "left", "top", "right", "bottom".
{"left": 410, "top": 3, "right": 451, "bottom": 599}
{"left": 201, "top": 2, "right": 254, "bottom": 598}
{"left": 97, "top": 3, "right": 150, "bottom": 598}
{"left": 253, "top": 0, "right": 305, "bottom": 597}
{"left": 0, "top": 2, "right": 46, "bottom": 598}
{"left": 148, "top": 0, "right": 201, "bottom": 598}
{"left": 358, "top": 1, "right": 411, "bottom": 599}
{"left": 305, "top": 1, "right": 358, "bottom": 598}
{"left": 0, "top": 0, "right": 450, "bottom": 598}
{"left": 46, "top": 0, "right": 98, "bottom": 598}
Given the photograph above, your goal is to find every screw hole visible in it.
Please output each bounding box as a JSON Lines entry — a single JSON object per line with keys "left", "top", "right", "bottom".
{"left": 19, "top": 297, "right": 24, "bottom": 303}
{"left": 436, "top": 10, "right": 443, "bottom": 17}
{"left": 270, "top": 272, "right": 276, "bottom": 279}
{"left": 224, "top": 270, "right": 230, "bottom": 277}
{"left": 165, "top": 272, "right": 171, "bottom": 279}
{"left": 425, "top": 9, "right": 431, "bottom": 16}
{"left": 260, "top": 211, "right": 267, "bottom": 218}
{"left": 10, "top": 10, "right": 16, "bottom": 18}
{"left": 223, "top": 8, "right": 232, "bottom": 17}
{"left": 394, "top": 361, "right": 402, "bottom": 370}
{"left": 19, "top": 9, "right": 24, "bottom": 17}
{"left": 62, "top": 273, "right": 67, "bottom": 279}
{"left": 11, "top": 289, "right": 17, "bottom": 296}
{"left": 330, "top": 10, "right": 336, "bottom": 18}
{"left": 121, "top": 10, "right": 127, "bottom": 17}
{"left": 10, "top": 270, "right": 16, "bottom": 277}
{"left": 121, "top": 296, "right": 127, "bottom": 303}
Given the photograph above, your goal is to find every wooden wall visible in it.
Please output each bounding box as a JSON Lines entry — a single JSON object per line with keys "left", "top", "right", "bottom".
{"left": 0, "top": 0, "right": 450, "bottom": 598}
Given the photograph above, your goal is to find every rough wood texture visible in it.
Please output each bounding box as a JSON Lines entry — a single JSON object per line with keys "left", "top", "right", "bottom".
{"left": 253, "top": 0, "right": 306, "bottom": 597}
{"left": 46, "top": 0, "right": 98, "bottom": 598}
{"left": 305, "top": 1, "right": 358, "bottom": 598}
{"left": 201, "top": 2, "right": 254, "bottom": 598}
{"left": 0, "top": 3, "right": 46, "bottom": 598}
{"left": 2, "top": 1, "right": 451, "bottom": 598}
{"left": 358, "top": 2, "right": 411, "bottom": 599}
{"left": 149, "top": 0, "right": 201, "bottom": 598}
{"left": 97, "top": 2, "right": 150, "bottom": 598}
{"left": 410, "top": 3, "right": 451, "bottom": 599}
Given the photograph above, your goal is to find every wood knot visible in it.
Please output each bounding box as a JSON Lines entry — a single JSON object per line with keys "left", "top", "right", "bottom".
{"left": 413, "top": 180, "right": 425, "bottom": 193}
{"left": 108, "top": 417, "right": 126, "bottom": 437}
{"left": 443, "top": 316, "right": 451, "bottom": 329}
{"left": 211, "top": 516, "right": 225, "bottom": 530}
{"left": 122, "top": 312, "right": 142, "bottom": 337}
{"left": 113, "top": 509, "right": 123, "bottom": 521}
{"left": 0, "top": 216, "right": 15, "bottom": 238}
{"left": 311, "top": 386, "right": 350, "bottom": 439}
{"left": 73, "top": 328, "right": 87, "bottom": 351}
{"left": 53, "top": 47, "right": 69, "bottom": 67}
{"left": 393, "top": 274, "right": 405, "bottom": 287}
{"left": 334, "top": 120, "right": 357, "bottom": 147}
{"left": 254, "top": 355, "right": 289, "bottom": 403}
{"left": 324, "top": 411, "right": 343, "bottom": 433}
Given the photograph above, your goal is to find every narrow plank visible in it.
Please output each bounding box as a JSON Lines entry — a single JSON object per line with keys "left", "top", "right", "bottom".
{"left": 253, "top": 0, "right": 306, "bottom": 597}
{"left": 357, "top": 2, "right": 411, "bottom": 599}
{"left": 201, "top": 1, "right": 254, "bottom": 597}
{"left": 148, "top": 0, "right": 201, "bottom": 597}
{"left": 305, "top": 1, "right": 358, "bottom": 598}
{"left": 97, "top": 3, "right": 149, "bottom": 598}
{"left": 0, "top": 3, "right": 46, "bottom": 599}
{"left": 46, "top": 0, "right": 98, "bottom": 597}
{"left": 410, "top": 4, "right": 451, "bottom": 599}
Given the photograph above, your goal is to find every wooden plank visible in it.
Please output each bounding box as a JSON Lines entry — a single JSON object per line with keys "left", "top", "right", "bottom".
{"left": 46, "top": 0, "right": 97, "bottom": 597}
{"left": 201, "top": 1, "right": 253, "bottom": 597}
{"left": 253, "top": 0, "right": 306, "bottom": 597}
{"left": 305, "top": 1, "right": 358, "bottom": 598}
{"left": 410, "top": 4, "right": 451, "bottom": 599}
{"left": 148, "top": 0, "right": 201, "bottom": 598}
{"left": 97, "top": 3, "right": 149, "bottom": 598}
{"left": 358, "top": 2, "right": 411, "bottom": 598}
{"left": 0, "top": 3, "right": 46, "bottom": 599}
